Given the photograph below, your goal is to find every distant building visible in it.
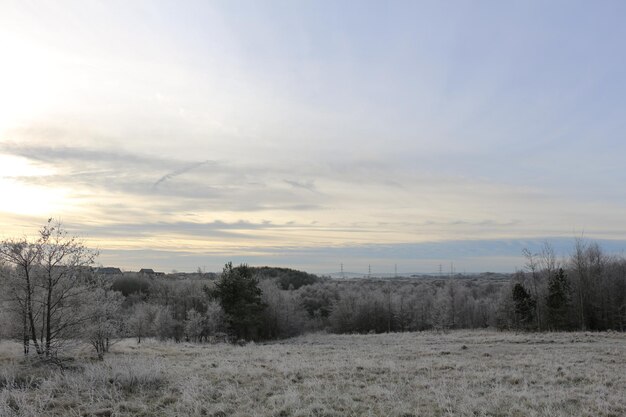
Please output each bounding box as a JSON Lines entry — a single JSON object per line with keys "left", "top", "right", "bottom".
{"left": 138, "top": 268, "right": 155, "bottom": 275}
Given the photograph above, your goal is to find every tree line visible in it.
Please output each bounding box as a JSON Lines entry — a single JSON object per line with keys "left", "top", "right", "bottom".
{"left": 500, "top": 241, "right": 626, "bottom": 331}
{"left": 1, "top": 221, "right": 625, "bottom": 361}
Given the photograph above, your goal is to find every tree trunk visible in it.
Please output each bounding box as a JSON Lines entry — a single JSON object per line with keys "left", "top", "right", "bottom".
{"left": 45, "top": 275, "right": 53, "bottom": 357}
{"left": 22, "top": 311, "right": 29, "bottom": 356}
{"left": 575, "top": 273, "right": 585, "bottom": 330}
{"left": 24, "top": 270, "right": 43, "bottom": 356}
{"left": 28, "top": 306, "right": 42, "bottom": 355}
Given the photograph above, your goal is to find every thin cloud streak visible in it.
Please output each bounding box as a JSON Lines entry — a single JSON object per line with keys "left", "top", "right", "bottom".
{"left": 153, "top": 160, "right": 212, "bottom": 189}
{"left": 284, "top": 179, "right": 316, "bottom": 192}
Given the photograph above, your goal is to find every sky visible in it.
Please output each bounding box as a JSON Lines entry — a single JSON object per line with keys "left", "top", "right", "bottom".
{"left": 1, "top": 1, "right": 625, "bottom": 274}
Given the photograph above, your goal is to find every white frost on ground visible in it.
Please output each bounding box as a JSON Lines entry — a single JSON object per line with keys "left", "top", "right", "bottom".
{"left": 0, "top": 330, "right": 624, "bottom": 417}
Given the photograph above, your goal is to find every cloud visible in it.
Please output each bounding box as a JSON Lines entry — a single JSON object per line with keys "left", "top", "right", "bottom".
{"left": 0, "top": 141, "right": 336, "bottom": 216}
{"left": 95, "top": 237, "right": 626, "bottom": 274}
{"left": 153, "top": 160, "right": 213, "bottom": 189}
{"left": 284, "top": 179, "right": 316, "bottom": 192}
{"left": 3, "top": 136, "right": 626, "bottom": 271}
{"left": 0, "top": 141, "right": 167, "bottom": 167}
{"left": 77, "top": 219, "right": 302, "bottom": 238}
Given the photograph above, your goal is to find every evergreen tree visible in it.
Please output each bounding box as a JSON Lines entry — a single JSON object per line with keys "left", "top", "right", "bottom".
{"left": 546, "top": 268, "right": 571, "bottom": 330}
{"left": 212, "top": 262, "right": 266, "bottom": 341}
{"left": 512, "top": 283, "right": 536, "bottom": 330}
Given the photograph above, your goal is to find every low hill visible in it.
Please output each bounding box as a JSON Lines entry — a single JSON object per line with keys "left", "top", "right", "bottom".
{"left": 250, "top": 266, "right": 325, "bottom": 290}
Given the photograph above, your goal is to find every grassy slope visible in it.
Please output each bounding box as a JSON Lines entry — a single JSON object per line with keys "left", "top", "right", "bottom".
{"left": 0, "top": 330, "right": 624, "bottom": 417}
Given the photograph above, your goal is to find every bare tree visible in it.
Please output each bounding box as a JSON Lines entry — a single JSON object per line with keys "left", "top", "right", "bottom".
{"left": 0, "top": 219, "right": 97, "bottom": 358}
{"left": 204, "top": 300, "right": 227, "bottom": 340}
{"left": 153, "top": 305, "right": 179, "bottom": 341}
{"left": 522, "top": 248, "right": 543, "bottom": 330}
{"left": 571, "top": 238, "right": 590, "bottom": 330}
{"left": 382, "top": 284, "right": 393, "bottom": 333}
{"left": 0, "top": 236, "right": 45, "bottom": 356}
{"left": 37, "top": 220, "right": 98, "bottom": 357}
{"left": 84, "top": 287, "right": 124, "bottom": 360}
{"left": 184, "top": 308, "right": 207, "bottom": 342}
{"left": 539, "top": 242, "right": 558, "bottom": 277}
{"left": 127, "top": 303, "right": 156, "bottom": 344}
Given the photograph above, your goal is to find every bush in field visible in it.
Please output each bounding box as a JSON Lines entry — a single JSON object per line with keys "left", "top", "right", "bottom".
{"left": 184, "top": 309, "right": 206, "bottom": 342}
{"left": 84, "top": 287, "right": 124, "bottom": 359}
{"left": 182, "top": 303, "right": 227, "bottom": 343}
{"left": 127, "top": 303, "right": 157, "bottom": 343}
{"left": 204, "top": 301, "right": 227, "bottom": 339}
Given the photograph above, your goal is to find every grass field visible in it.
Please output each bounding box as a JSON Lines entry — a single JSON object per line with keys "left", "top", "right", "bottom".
{"left": 0, "top": 330, "right": 624, "bottom": 417}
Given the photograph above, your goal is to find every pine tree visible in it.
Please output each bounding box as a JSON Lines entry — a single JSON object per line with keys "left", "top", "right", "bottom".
{"left": 546, "top": 268, "right": 571, "bottom": 330}
{"left": 512, "top": 283, "right": 535, "bottom": 330}
{"left": 213, "top": 262, "right": 266, "bottom": 341}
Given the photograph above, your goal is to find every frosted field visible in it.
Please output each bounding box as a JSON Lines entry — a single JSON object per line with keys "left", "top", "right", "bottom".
{"left": 1, "top": 330, "right": 624, "bottom": 417}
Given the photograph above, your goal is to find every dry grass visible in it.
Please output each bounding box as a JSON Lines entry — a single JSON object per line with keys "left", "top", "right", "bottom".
{"left": 0, "top": 330, "right": 624, "bottom": 416}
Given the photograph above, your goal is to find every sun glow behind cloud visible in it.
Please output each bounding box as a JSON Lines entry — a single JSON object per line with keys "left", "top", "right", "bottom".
{"left": 0, "top": 155, "right": 71, "bottom": 218}
{"left": 1, "top": 138, "right": 626, "bottom": 272}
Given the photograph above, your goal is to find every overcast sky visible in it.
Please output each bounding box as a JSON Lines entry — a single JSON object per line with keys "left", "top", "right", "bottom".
{"left": 1, "top": 1, "right": 625, "bottom": 274}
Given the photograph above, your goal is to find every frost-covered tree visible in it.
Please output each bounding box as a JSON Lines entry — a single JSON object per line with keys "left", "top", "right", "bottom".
{"left": 184, "top": 308, "right": 207, "bottom": 342}
{"left": 127, "top": 303, "right": 156, "bottom": 344}
{"left": 0, "top": 219, "right": 97, "bottom": 358}
{"left": 204, "top": 300, "right": 227, "bottom": 339}
{"left": 84, "top": 288, "right": 124, "bottom": 360}
{"left": 153, "top": 305, "right": 181, "bottom": 341}
{"left": 259, "top": 279, "right": 309, "bottom": 339}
